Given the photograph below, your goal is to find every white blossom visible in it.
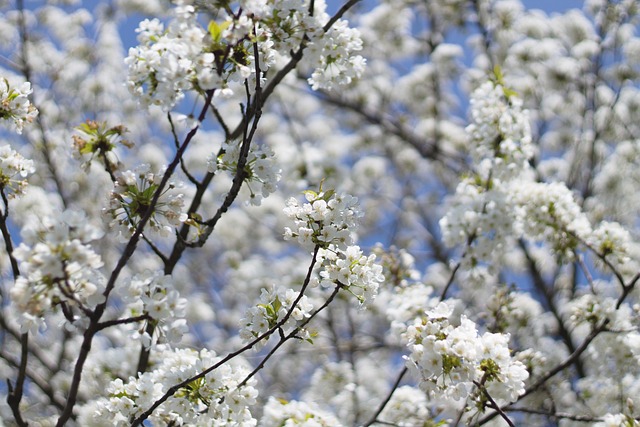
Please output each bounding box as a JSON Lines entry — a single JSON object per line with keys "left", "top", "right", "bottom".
{"left": 283, "top": 190, "right": 361, "bottom": 251}
{"left": 10, "top": 210, "right": 105, "bottom": 331}
{"left": 83, "top": 348, "right": 258, "bottom": 426}
{"left": 405, "top": 301, "right": 529, "bottom": 407}
{"left": 0, "top": 144, "right": 35, "bottom": 197}
{"left": 260, "top": 397, "right": 341, "bottom": 426}
{"left": 106, "top": 164, "right": 187, "bottom": 239}
{"left": 0, "top": 78, "right": 38, "bottom": 134}
{"left": 211, "top": 141, "right": 282, "bottom": 206}
{"left": 239, "top": 285, "right": 314, "bottom": 348}
{"left": 118, "top": 271, "right": 189, "bottom": 348}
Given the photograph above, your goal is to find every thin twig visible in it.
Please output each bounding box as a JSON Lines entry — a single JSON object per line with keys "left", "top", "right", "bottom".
{"left": 478, "top": 321, "right": 609, "bottom": 425}
{"left": 474, "top": 381, "right": 515, "bottom": 427}
{"left": 97, "top": 314, "right": 150, "bottom": 331}
{"left": 131, "top": 246, "right": 321, "bottom": 426}
{"left": 362, "top": 366, "right": 408, "bottom": 427}
{"left": 236, "top": 283, "right": 343, "bottom": 389}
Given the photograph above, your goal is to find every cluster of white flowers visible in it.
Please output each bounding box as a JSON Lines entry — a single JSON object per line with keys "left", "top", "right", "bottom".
{"left": 306, "top": 19, "right": 366, "bottom": 91}
{"left": 118, "top": 271, "right": 188, "bottom": 348}
{"left": 245, "top": 0, "right": 366, "bottom": 91}
{"left": 568, "top": 294, "right": 635, "bottom": 331}
{"left": 405, "top": 301, "right": 529, "bottom": 406}
{"left": 439, "top": 79, "right": 532, "bottom": 268}
{"left": 126, "top": 7, "right": 205, "bottom": 109}
{"left": 466, "top": 80, "right": 533, "bottom": 181}
{"left": 209, "top": 141, "right": 282, "bottom": 206}
{"left": 125, "top": 3, "right": 257, "bottom": 110}
{"left": 10, "top": 210, "right": 105, "bottom": 332}
{"left": 588, "top": 221, "right": 634, "bottom": 273}
{"left": 0, "top": 78, "right": 38, "bottom": 134}
{"left": 439, "top": 178, "right": 518, "bottom": 269}
{"left": 283, "top": 190, "right": 361, "bottom": 251}
{"left": 283, "top": 190, "right": 383, "bottom": 307}
{"left": 386, "top": 282, "right": 441, "bottom": 343}
{"left": 107, "top": 164, "right": 187, "bottom": 239}
{"left": 513, "top": 181, "right": 592, "bottom": 258}
{"left": 319, "top": 245, "right": 384, "bottom": 308}
{"left": 239, "top": 286, "right": 314, "bottom": 347}
{"left": 595, "top": 413, "right": 640, "bottom": 427}
{"left": 441, "top": 79, "right": 635, "bottom": 271}
{"left": 125, "top": 0, "right": 365, "bottom": 110}
{"left": 259, "top": 396, "right": 341, "bottom": 426}
{"left": 83, "top": 348, "right": 258, "bottom": 426}
{"left": 255, "top": 0, "right": 323, "bottom": 51}
{"left": 0, "top": 144, "right": 35, "bottom": 198}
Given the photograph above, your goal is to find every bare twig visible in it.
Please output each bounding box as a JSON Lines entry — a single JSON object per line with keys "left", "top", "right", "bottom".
{"left": 362, "top": 366, "right": 408, "bottom": 427}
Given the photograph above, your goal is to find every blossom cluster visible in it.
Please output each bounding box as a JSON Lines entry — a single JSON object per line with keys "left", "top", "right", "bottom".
{"left": 439, "top": 79, "right": 533, "bottom": 268}
{"left": 0, "top": 144, "right": 35, "bottom": 198}
{"left": 260, "top": 397, "right": 341, "bottom": 426}
{"left": 441, "top": 79, "right": 637, "bottom": 274}
{"left": 209, "top": 141, "right": 282, "bottom": 206}
{"left": 587, "top": 221, "right": 636, "bottom": 275}
{"left": 125, "top": 0, "right": 365, "bottom": 111}
{"left": 405, "top": 301, "right": 529, "bottom": 406}
{"left": 118, "top": 271, "right": 188, "bottom": 348}
{"left": 0, "top": 78, "right": 38, "bottom": 134}
{"left": 125, "top": 5, "right": 236, "bottom": 110}
{"left": 568, "top": 294, "right": 636, "bottom": 331}
{"left": 106, "top": 163, "right": 187, "bottom": 239}
{"left": 10, "top": 210, "right": 105, "bottom": 332}
{"left": 239, "top": 286, "right": 314, "bottom": 347}
{"left": 283, "top": 190, "right": 383, "bottom": 307}
{"left": 466, "top": 79, "right": 533, "bottom": 181}
{"left": 319, "top": 245, "right": 384, "bottom": 308}
{"left": 306, "top": 19, "right": 366, "bottom": 91}
{"left": 512, "top": 181, "right": 592, "bottom": 258}
{"left": 283, "top": 190, "right": 361, "bottom": 251}
{"left": 82, "top": 348, "right": 258, "bottom": 426}
{"left": 258, "top": 0, "right": 366, "bottom": 91}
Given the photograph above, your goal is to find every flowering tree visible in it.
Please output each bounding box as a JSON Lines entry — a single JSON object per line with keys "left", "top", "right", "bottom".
{"left": 1, "top": 0, "right": 639, "bottom": 425}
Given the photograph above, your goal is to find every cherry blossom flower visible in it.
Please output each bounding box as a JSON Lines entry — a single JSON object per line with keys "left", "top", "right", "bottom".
{"left": 0, "top": 78, "right": 38, "bottom": 134}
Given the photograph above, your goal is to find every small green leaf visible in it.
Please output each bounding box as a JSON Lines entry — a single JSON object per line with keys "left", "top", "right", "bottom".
{"left": 208, "top": 20, "right": 230, "bottom": 42}
{"left": 493, "top": 64, "right": 504, "bottom": 84}
{"left": 321, "top": 189, "right": 335, "bottom": 201}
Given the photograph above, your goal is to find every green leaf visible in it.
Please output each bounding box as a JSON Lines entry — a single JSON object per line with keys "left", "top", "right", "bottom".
{"left": 321, "top": 189, "right": 335, "bottom": 201}
{"left": 208, "top": 20, "right": 230, "bottom": 43}
{"left": 493, "top": 64, "right": 504, "bottom": 85}
{"left": 142, "top": 184, "right": 158, "bottom": 200}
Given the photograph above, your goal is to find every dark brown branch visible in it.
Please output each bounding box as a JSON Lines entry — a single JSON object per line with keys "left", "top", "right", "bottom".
{"left": 315, "top": 91, "right": 464, "bottom": 172}
{"left": 168, "top": 112, "right": 199, "bottom": 186}
{"left": 518, "top": 240, "right": 585, "bottom": 378}
{"left": 97, "top": 314, "right": 150, "bottom": 331}
{"left": 55, "top": 90, "right": 217, "bottom": 427}
{"left": 1, "top": 349, "right": 66, "bottom": 411}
